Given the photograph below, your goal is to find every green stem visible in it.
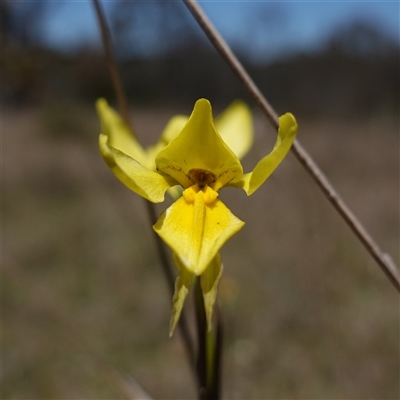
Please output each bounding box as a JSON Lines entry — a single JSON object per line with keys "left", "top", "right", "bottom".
{"left": 205, "top": 328, "right": 214, "bottom": 388}
{"left": 194, "top": 277, "right": 222, "bottom": 400}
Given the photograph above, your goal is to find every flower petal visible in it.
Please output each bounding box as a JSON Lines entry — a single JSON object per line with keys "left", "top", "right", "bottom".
{"left": 155, "top": 99, "right": 243, "bottom": 189}
{"left": 169, "top": 253, "right": 194, "bottom": 337}
{"left": 146, "top": 115, "right": 189, "bottom": 169}
{"left": 230, "top": 113, "right": 298, "bottom": 195}
{"left": 160, "top": 114, "right": 190, "bottom": 145}
{"left": 200, "top": 254, "right": 223, "bottom": 331}
{"left": 100, "top": 134, "right": 176, "bottom": 203}
{"left": 153, "top": 185, "right": 244, "bottom": 275}
{"left": 215, "top": 101, "right": 253, "bottom": 160}
{"left": 96, "top": 98, "right": 150, "bottom": 168}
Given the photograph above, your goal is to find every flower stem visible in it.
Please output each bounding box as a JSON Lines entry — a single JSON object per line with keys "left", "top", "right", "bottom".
{"left": 194, "top": 277, "right": 222, "bottom": 400}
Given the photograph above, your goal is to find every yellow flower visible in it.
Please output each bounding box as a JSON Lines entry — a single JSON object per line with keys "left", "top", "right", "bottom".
{"left": 97, "top": 98, "right": 297, "bottom": 334}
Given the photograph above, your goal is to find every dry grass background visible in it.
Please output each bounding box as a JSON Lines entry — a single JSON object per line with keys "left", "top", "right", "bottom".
{"left": 3, "top": 102, "right": 399, "bottom": 399}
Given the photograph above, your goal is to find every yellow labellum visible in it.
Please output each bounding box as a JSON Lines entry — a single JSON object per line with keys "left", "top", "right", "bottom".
{"left": 154, "top": 184, "right": 244, "bottom": 275}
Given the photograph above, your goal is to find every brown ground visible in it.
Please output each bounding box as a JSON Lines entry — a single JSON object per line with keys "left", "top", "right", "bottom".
{"left": 3, "top": 103, "right": 399, "bottom": 399}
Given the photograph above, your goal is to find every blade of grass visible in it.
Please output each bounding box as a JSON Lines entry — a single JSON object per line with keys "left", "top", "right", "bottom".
{"left": 183, "top": 0, "right": 400, "bottom": 292}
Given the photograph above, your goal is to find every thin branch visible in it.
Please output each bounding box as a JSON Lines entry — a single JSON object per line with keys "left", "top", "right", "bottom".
{"left": 92, "top": 0, "right": 134, "bottom": 134}
{"left": 91, "top": 0, "right": 197, "bottom": 375}
{"left": 183, "top": 0, "right": 400, "bottom": 292}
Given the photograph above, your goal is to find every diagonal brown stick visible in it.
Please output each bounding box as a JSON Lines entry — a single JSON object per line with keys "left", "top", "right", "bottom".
{"left": 183, "top": 0, "right": 400, "bottom": 292}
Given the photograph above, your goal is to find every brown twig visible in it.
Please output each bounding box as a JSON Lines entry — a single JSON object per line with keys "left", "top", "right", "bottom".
{"left": 183, "top": 0, "right": 400, "bottom": 292}
{"left": 92, "top": 0, "right": 134, "bottom": 134}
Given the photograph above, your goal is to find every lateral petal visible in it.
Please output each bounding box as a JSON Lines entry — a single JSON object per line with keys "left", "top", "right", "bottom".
{"left": 146, "top": 115, "right": 189, "bottom": 169}
{"left": 153, "top": 186, "right": 244, "bottom": 275}
{"left": 215, "top": 101, "right": 253, "bottom": 160}
{"left": 200, "top": 254, "right": 223, "bottom": 331}
{"left": 99, "top": 134, "right": 176, "bottom": 203}
{"left": 96, "top": 98, "right": 150, "bottom": 168}
{"left": 155, "top": 99, "right": 243, "bottom": 189}
{"left": 230, "top": 113, "right": 298, "bottom": 195}
{"left": 169, "top": 254, "right": 194, "bottom": 337}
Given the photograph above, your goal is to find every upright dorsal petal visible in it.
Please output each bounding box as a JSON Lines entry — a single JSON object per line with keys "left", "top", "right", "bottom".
{"left": 155, "top": 99, "right": 243, "bottom": 189}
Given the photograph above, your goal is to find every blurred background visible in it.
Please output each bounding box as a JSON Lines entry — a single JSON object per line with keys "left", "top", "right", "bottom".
{"left": 3, "top": 0, "right": 399, "bottom": 398}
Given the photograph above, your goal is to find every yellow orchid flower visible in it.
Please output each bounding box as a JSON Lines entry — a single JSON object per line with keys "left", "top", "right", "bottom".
{"left": 97, "top": 98, "right": 297, "bottom": 334}
{"left": 97, "top": 97, "right": 253, "bottom": 201}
